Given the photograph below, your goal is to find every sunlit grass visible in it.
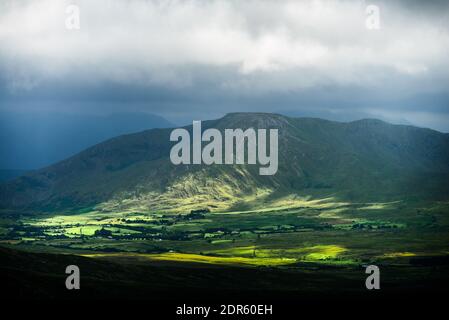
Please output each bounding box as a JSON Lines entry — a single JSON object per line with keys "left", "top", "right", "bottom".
{"left": 97, "top": 168, "right": 275, "bottom": 214}
{"left": 206, "top": 244, "right": 348, "bottom": 262}
{"left": 358, "top": 201, "right": 400, "bottom": 210}
{"left": 82, "top": 244, "right": 349, "bottom": 266}
{"left": 83, "top": 252, "right": 296, "bottom": 266}
{"left": 382, "top": 252, "right": 417, "bottom": 258}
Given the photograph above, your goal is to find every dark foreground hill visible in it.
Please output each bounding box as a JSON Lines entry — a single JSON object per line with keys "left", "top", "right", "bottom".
{"left": 1, "top": 113, "right": 449, "bottom": 213}
{"left": 2, "top": 245, "right": 449, "bottom": 309}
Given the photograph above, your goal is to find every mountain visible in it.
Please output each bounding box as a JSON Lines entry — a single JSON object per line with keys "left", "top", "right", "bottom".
{"left": 1, "top": 113, "right": 449, "bottom": 213}
{"left": 0, "top": 170, "right": 29, "bottom": 182}
{"left": 0, "top": 111, "right": 173, "bottom": 170}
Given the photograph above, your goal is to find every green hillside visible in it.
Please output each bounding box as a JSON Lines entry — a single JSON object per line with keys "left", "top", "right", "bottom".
{"left": 1, "top": 113, "right": 448, "bottom": 214}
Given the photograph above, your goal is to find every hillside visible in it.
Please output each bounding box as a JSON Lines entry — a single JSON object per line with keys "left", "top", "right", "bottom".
{"left": 2, "top": 246, "right": 448, "bottom": 302}
{"left": 1, "top": 113, "right": 449, "bottom": 213}
{"left": 0, "top": 112, "right": 173, "bottom": 170}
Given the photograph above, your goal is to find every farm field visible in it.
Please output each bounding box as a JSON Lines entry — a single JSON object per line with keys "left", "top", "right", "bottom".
{"left": 2, "top": 197, "right": 448, "bottom": 272}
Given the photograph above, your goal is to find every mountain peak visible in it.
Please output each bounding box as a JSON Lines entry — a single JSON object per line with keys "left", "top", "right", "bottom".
{"left": 349, "top": 118, "right": 391, "bottom": 127}
{"left": 217, "top": 112, "right": 290, "bottom": 129}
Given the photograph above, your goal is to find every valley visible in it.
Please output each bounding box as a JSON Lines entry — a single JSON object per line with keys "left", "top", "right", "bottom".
{"left": 2, "top": 197, "right": 448, "bottom": 269}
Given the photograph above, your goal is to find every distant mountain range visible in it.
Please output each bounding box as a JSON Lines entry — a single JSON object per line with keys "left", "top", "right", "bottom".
{"left": 0, "top": 170, "right": 29, "bottom": 183}
{"left": 1, "top": 113, "right": 448, "bottom": 213}
{"left": 0, "top": 112, "right": 173, "bottom": 170}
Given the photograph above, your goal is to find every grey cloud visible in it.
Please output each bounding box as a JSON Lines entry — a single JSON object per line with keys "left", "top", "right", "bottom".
{"left": 0, "top": 0, "right": 448, "bottom": 132}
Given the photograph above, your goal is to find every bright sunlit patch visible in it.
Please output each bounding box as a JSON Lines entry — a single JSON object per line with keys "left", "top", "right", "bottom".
{"left": 83, "top": 252, "right": 296, "bottom": 267}
{"left": 382, "top": 252, "right": 417, "bottom": 258}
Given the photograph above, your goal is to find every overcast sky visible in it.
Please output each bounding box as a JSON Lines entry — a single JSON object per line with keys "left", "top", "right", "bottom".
{"left": 1, "top": 0, "right": 448, "bottom": 131}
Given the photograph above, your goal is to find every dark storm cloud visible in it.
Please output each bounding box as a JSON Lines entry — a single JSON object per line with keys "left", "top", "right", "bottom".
{"left": 0, "top": 0, "right": 448, "bottom": 131}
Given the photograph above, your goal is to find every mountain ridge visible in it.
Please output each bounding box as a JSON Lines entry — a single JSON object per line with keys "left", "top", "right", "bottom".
{"left": 1, "top": 113, "right": 448, "bottom": 214}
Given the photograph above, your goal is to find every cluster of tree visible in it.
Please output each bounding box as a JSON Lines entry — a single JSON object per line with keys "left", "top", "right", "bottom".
{"left": 94, "top": 227, "right": 113, "bottom": 237}
{"left": 351, "top": 223, "right": 398, "bottom": 230}
{"left": 176, "top": 211, "right": 206, "bottom": 221}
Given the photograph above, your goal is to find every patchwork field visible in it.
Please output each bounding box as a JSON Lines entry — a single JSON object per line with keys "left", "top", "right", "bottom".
{"left": 2, "top": 196, "right": 448, "bottom": 273}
